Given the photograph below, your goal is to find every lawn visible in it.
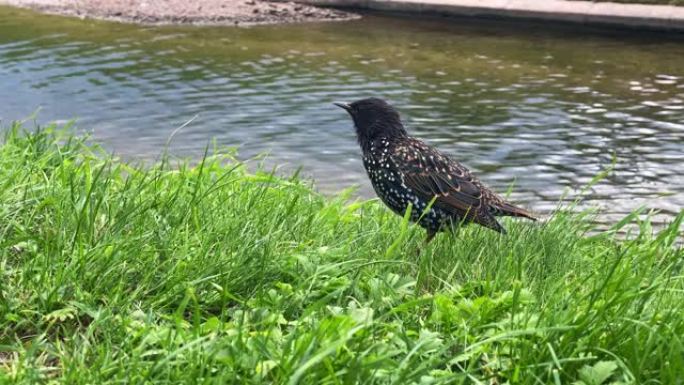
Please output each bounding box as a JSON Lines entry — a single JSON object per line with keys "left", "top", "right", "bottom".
{"left": 0, "top": 123, "right": 682, "bottom": 384}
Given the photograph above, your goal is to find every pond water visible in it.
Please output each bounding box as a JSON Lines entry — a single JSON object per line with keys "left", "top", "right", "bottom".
{"left": 1, "top": 6, "right": 683, "bottom": 226}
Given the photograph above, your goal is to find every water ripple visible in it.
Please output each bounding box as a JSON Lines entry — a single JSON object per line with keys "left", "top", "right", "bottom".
{"left": 1, "top": 10, "right": 683, "bottom": 227}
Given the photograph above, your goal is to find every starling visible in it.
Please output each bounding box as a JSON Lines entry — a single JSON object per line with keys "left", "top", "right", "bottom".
{"left": 335, "top": 97, "right": 536, "bottom": 243}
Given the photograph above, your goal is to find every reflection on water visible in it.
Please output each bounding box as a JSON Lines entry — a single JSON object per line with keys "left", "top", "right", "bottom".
{"left": 0, "top": 6, "right": 683, "bottom": 226}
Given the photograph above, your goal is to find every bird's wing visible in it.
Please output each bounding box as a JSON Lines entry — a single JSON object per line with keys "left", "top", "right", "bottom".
{"left": 391, "top": 138, "right": 487, "bottom": 222}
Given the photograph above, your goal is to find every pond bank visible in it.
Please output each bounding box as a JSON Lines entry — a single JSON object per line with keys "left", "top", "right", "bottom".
{"left": 0, "top": 0, "right": 358, "bottom": 25}
{"left": 300, "top": 0, "right": 684, "bottom": 31}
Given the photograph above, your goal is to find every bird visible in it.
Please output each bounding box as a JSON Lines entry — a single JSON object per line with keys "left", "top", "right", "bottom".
{"left": 334, "top": 97, "right": 536, "bottom": 244}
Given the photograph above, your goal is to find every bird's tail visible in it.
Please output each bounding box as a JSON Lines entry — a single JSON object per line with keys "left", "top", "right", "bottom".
{"left": 491, "top": 202, "right": 537, "bottom": 221}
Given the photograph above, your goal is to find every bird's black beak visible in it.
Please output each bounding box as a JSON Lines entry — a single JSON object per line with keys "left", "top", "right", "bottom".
{"left": 333, "top": 102, "right": 351, "bottom": 112}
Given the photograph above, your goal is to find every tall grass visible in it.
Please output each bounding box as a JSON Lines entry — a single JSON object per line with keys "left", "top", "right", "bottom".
{"left": 0, "top": 123, "right": 682, "bottom": 384}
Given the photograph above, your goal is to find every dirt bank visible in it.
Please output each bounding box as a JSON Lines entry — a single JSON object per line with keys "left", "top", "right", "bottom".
{"left": 0, "top": 0, "right": 359, "bottom": 25}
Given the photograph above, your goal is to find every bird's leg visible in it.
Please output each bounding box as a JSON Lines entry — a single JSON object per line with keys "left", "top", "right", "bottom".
{"left": 425, "top": 230, "right": 436, "bottom": 245}
{"left": 415, "top": 230, "right": 435, "bottom": 257}
{"left": 415, "top": 230, "right": 437, "bottom": 291}
{"left": 414, "top": 245, "right": 422, "bottom": 258}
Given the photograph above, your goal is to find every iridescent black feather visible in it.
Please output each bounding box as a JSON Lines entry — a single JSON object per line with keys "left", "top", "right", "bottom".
{"left": 335, "top": 97, "right": 536, "bottom": 242}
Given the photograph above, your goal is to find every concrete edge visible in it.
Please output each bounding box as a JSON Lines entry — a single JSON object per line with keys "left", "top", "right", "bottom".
{"left": 294, "top": 0, "right": 684, "bottom": 31}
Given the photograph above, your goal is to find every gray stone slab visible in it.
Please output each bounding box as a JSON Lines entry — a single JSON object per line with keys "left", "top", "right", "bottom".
{"left": 298, "top": 0, "right": 684, "bottom": 31}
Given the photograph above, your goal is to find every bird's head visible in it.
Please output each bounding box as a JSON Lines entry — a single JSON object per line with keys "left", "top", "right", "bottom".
{"left": 334, "top": 98, "right": 407, "bottom": 149}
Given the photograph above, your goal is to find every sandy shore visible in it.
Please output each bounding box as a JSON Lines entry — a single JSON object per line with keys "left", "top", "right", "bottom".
{"left": 0, "top": 0, "right": 359, "bottom": 25}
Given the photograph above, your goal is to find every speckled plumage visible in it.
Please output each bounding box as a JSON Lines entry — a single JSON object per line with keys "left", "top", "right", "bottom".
{"left": 335, "top": 97, "right": 536, "bottom": 242}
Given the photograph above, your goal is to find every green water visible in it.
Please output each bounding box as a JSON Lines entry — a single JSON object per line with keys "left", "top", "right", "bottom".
{"left": 1, "top": 6, "right": 683, "bottom": 224}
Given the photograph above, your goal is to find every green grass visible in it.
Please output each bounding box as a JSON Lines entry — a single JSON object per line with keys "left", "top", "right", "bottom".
{"left": 0, "top": 123, "right": 682, "bottom": 384}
